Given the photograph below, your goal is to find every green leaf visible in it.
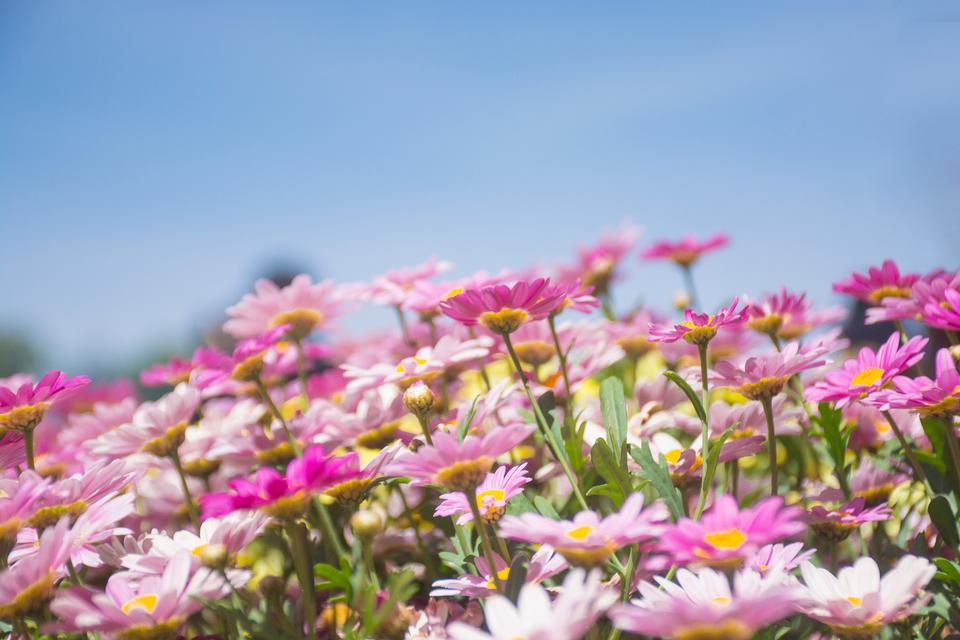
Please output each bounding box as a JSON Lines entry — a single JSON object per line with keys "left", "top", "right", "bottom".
{"left": 663, "top": 370, "right": 706, "bottom": 424}
{"left": 457, "top": 395, "right": 481, "bottom": 441}
{"left": 591, "top": 438, "right": 631, "bottom": 506}
{"left": 929, "top": 495, "right": 960, "bottom": 550}
{"left": 533, "top": 495, "right": 560, "bottom": 520}
{"left": 699, "top": 426, "right": 734, "bottom": 506}
{"left": 600, "top": 376, "right": 629, "bottom": 462}
{"left": 586, "top": 483, "right": 623, "bottom": 501}
{"left": 630, "top": 441, "right": 685, "bottom": 520}
{"left": 505, "top": 491, "right": 537, "bottom": 516}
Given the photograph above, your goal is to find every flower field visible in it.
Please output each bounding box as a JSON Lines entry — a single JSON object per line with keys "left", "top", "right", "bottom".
{"left": 2, "top": 227, "right": 960, "bottom": 639}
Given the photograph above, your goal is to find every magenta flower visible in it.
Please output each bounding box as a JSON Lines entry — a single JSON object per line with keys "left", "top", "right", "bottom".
{"left": 660, "top": 495, "right": 805, "bottom": 567}
{"left": 50, "top": 550, "right": 232, "bottom": 638}
{"left": 434, "top": 463, "right": 530, "bottom": 524}
{"left": 867, "top": 270, "right": 957, "bottom": 325}
{"left": 641, "top": 233, "right": 729, "bottom": 267}
{"left": 498, "top": 493, "right": 667, "bottom": 567}
{"left": 609, "top": 566, "right": 800, "bottom": 640}
{"left": 200, "top": 446, "right": 362, "bottom": 520}
{"left": 807, "top": 497, "right": 891, "bottom": 541}
{"left": 430, "top": 545, "right": 566, "bottom": 598}
{"left": 224, "top": 274, "right": 345, "bottom": 340}
{"left": 0, "top": 518, "right": 71, "bottom": 619}
{"left": 798, "top": 555, "right": 935, "bottom": 637}
{"left": 387, "top": 424, "right": 534, "bottom": 492}
{"left": 0, "top": 371, "right": 90, "bottom": 433}
{"left": 833, "top": 260, "right": 920, "bottom": 304}
{"left": 439, "top": 278, "right": 567, "bottom": 335}
{"left": 874, "top": 347, "right": 960, "bottom": 418}
{"left": 806, "top": 332, "right": 927, "bottom": 408}
{"left": 649, "top": 298, "right": 746, "bottom": 346}
{"left": 710, "top": 341, "right": 828, "bottom": 400}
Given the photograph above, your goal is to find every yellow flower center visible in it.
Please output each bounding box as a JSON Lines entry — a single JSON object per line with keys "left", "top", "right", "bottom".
{"left": 847, "top": 596, "right": 862, "bottom": 606}
{"left": 122, "top": 593, "right": 159, "bottom": 615}
{"left": 665, "top": 449, "right": 683, "bottom": 465}
{"left": 479, "top": 308, "right": 529, "bottom": 335}
{"left": 476, "top": 489, "right": 506, "bottom": 509}
{"left": 711, "top": 596, "right": 732, "bottom": 605}
{"left": 444, "top": 287, "right": 463, "bottom": 299}
{"left": 566, "top": 525, "right": 594, "bottom": 541}
{"left": 485, "top": 566, "right": 511, "bottom": 590}
{"left": 191, "top": 543, "right": 208, "bottom": 557}
{"left": 270, "top": 308, "right": 323, "bottom": 341}
{"left": 704, "top": 528, "right": 747, "bottom": 550}
{"left": 850, "top": 367, "right": 884, "bottom": 388}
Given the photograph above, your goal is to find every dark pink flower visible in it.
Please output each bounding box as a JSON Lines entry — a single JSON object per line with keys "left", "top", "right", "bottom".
{"left": 873, "top": 348, "right": 960, "bottom": 418}
{"left": 0, "top": 372, "right": 90, "bottom": 433}
{"left": 833, "top": 260, "right": 920, "bottom": 304}
{"left": 439, "top": 278, "right": 567, "bottom": 335}
{"left": 649, "top": 298, "right": 746, "bottom": 346}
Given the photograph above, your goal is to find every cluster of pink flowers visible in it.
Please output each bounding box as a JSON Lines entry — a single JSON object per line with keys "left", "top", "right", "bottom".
{"left": 3, "top": 231, "right": 958, "bottom": 640}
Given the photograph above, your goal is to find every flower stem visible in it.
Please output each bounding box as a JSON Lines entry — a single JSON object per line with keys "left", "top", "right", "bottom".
{"left": 693, "top": 343, "right": 712, "bottom": 519}
{"left": 547, "top": 314, "right": 574, "bottom": 422}
{"left": 253, "top": 377, "right": 301, "bottom": 456}
{"left": 760, "top": 395, "right": 779, "bottom": 496}
{"left": 501, "top": 332, "right": 590, "bottom": 511}
{"left": 23, "top": 429, "right": 35, "bottom": 471}
{"left": 397, "top": 487, "right": 432, "bottom": 577}
{"left": 293, "top": 339, "right": 310, "bottom": 414}
{"left": 286, "top": 521, "right": 317, "bottom": 639}
{"left": 680, "top": 265, "right": 700, "bottom": 310}
{"left": 394, "top": 305, "right": 413, "bottom": 346}
{"left": 882, "top": 410, "right": 930, "bottom": 491}
{"left": 169, "top": 449, "right": 200, "bottom": 528}
{"left": 467, "top": 490, "right": 502, "bottom": 591}
{"left": 415, "top": 414, "right": 434, "bottom": 445}
{"left": 313, "top": 497, "right": 346, "bottom": 559}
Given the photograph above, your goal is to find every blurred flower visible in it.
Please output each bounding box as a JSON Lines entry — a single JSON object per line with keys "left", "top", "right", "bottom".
{"left": 0, "top": 518, "right": 71, "bottom": 619}
{"left": 0, "top": 371, "right": 89, "bottom": 433}
{"left": 430, "top": 545, "right": 566, "bottom": 598}
{"left": 641, "top": 233, "right": 729, "bottom": 267}
{"left": 748, "top": 542, "right": 815, "bottom": 576}
{"left": 224, "top": 274, "right": 345, "bottom": 340}
{"left": 807, "top": 497, "right": 891, "bottom": 541}
{"left": 89, "top": 384, "right": 200, "bottom": 458}
{"left": 874, "top": 347, "right": 960, "bottom": 418}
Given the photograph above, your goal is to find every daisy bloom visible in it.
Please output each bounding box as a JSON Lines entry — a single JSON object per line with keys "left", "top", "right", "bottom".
{"left": 746, "top": 288, "right": 845, "bottom": 340}
{"left": 0, "top": 518, "right": 71, "bottom": 619}
{"left": 874, "top": 347, "right": 960, "bottom": 418}
{"left": 0, "top": 371, "right": 90, "bottom": 434}
{"left": 649, "top": 298, "right": 746, "bottom": 346}
{"left": 641, "top": 233, "right": 729, "bottom": 267}
{"left": 609, "top": 566, "right": 800, "bottom": 640}
{"left": 89, "top": 384, "right": 200, "bottom": 458}
{"left": 50, "top": 550, "right": 232, "bottom": 639}
{"left": 430, "top": 545, "right": 566, "bottom": 598}
{"left": 357, "top": 257, "right": 453, "bottom": 307}
{"left": 711, "top": 340, "right": 827, "bottom": 400}
{"left": 0, "top": 473, "right": 49, "bottom": 542}
{"left": 798, "top": 555, "right": 935, "bottom": 637}
{"left": 446, "top": 568, "right": 616, "bottom": 640}
{"left": 748, "top": 542, "right": 815, "bottom": 576}
{"left": 660, "top": 495, "right": 805, "bottom": 567}
{"left": 833, "top": 260, "right": 920, "bottom": 304}
{"left": 560, "top": 220, "right": 640, "bottom": 295}
{"left": 434, "top": 463, "right": 530, "bottom": 524}
{"left": 806, "top": 332, "right": 927, "bottom": 407}
{"left": 224, "top": 274, "right": 345, "bottom": 340}
{"left": 200, "top": 446, "right": 362, "bottom": 520}
{"left": 849, "top": 460, "right": 909, "bottom": 507}
{"left": 498, "top": 493, "right": 666, "bottom": 567}
{"left": 324, "top": 445, "right": 399, "bottom": 506}
{"left": 919, "top": 276, "right": 960, "bottom": 330}
{"left": 387, "top": 424, "right": 534, "bottom": 492}
{"left": 807, "top": 497, "right": 891, "bottom": 541}
{"left": 439, "top": 278, "right": 566, "bottom": 335}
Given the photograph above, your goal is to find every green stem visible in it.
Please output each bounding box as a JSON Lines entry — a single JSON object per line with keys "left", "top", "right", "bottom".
{"left": 415, "top": 414, "right": 434, "bottom": 445}
{"left": 882, "top": 410, "right": 930, "bottom": 491}
{"left": 67, "top": 559, "right": 84, "bottom": 586}
{"left": 547, "top": 314, "right": 574, "bottom": 422}
{"left": 397, "top": 487, "right": 432, "bottom": 577}
{"left": 693, "top": 342, "right": 712, "bottom": 519}
{"left": 313, "top": 497, "right": 346, "bottom": 559}
{"left": 169, "top": 449, "right": 200, "bottom": 528}
{"left": 254, "top": 377, "right": 301, "bottom": 456}
{"left": 468, "top": 491, "right": 502, "bottom": 591}
{"left": 680, "top": 265, "right": 700, "bottom": 310}
{"left": 23, "top": 429, "right": 35, "bottom": 471}
{"left": 286, "top": 521, "right": 317, "bottom": 639}
{"left": 501, "top": 332, "right": 590, "bottom": 511}
{"left": 293, "top": 339, "right": 310, "bottom": 414}
{"left": 490, "top": 524, "right": 511, "bottom": 563}
{"left": 760, "top": 395, "right": 779, "bottom": 496}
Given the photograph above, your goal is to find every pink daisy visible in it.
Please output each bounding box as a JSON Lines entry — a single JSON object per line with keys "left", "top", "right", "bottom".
{"left": 833, "top": 260, "right": 920, "bottom": 304}
{"left": 439, "top": 278, "right": 567, "bottom": 335}
{"left": 430, "top": 545, "right": 566, "bottom": 598}
{"left": 807, "top": 497, "right": 891, "bottom": 541}
{"left": 806, "top": 332, "right": 927, "bottom": 407}
{"left": 649, "top": 298, "right": 746, "bottom": 346}
{"left": 873, "top": 347, "right": 960, "bottom": 418}
{"left": 748, "top": 542, "right": 815, "bottom": 576}
{"left": 0, "top": 518, "right": 71, "bottom": 619}
{"left": 0, "top": 371, "right": 90, "bottom": 433}
{"left": 88, "top": 383, "right": 200, "bottom": 458}
{"left": 434, "top": 463, "right": 530, "bottom": 524}
{"left": 641, "top": 233, "right": 729, "bottom": 267}
{"left": 710, "top": 341, "right": 828, "bottom": 400}
{"left": 498, "top": 493, "right": 667, "bottom": 567}
{"left": 659, "top": 495, "right": 805, "bottom": 567}
{"left": 224, "top": 274, "right": 345, "bottom": 340}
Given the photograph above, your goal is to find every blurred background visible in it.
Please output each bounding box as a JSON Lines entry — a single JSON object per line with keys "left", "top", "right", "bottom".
{"left": 1, "top": 1, "right": 958, "bottom": 380}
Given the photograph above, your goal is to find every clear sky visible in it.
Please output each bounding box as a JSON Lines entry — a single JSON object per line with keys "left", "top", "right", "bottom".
{"left": 1, "top": 1, "right": 958, "bottom": 374}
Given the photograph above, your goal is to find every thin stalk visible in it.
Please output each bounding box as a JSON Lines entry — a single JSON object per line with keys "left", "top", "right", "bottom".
{"left": 415, "top": 414, "right": 434, "bottom": 445}
{"left": 286, "top": 521, "right": 317, "bottom": 639}
{"left": 24, "top": 429, "right": 35, "bottom": 471}
{"left": 680, "top": 264, "right": 700, "bottom": 310}
{"left": 547, "top": 314, "right": 574, "bottom": 422}
{"left": 394, "top": 305, "right": 413, "bottom": 345}
{"left": 468, "top": 491, "right": 502, "bottom": 591}
{"left": 67, "top": 559, "right": 84, "bottom": 586}
{"left": 169, "top": 449, "right": 200, "bottom": 528}
{"left": 882, "top": 410, "right": 930, "bottom": 491}
{"left": 490, "top": 524, "right": 511, "bottom": 563}
{"left": 943, "top": 416, "right": 960, "bottom": 491}
{"left": 397, "top": 487, "right": 432, "bottom": 576}
{"left": 692, "top": 342, "right": 712, "bottom": 519}
{"left": 293, "top": 339, "right": 310, "bottom": 413}
{"left": 253, "top": 377, "right": 301, "bottom": 456}
{"left": 760, "top": 395, "right": 779, "bottom": 496}
{"left": 313, "top": 497, "right": 346, "bottom": 559}
{"left": 454, "top": 525, "right": 479, "bottom": 576}
{"left": 501, "top": 332, "right": 590, "bottom": 511}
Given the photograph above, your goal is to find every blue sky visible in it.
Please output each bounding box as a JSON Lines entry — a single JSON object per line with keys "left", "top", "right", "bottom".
{"left": 1, "top": 2, "right": 958, "bottom": 374}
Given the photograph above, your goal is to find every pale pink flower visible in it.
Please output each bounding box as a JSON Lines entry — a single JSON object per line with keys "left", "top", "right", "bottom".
{"left": 0, "top": 518, "right": 71, "bottom": 619}
{"left": 430, "top": 545, "right": 566, "bottom": 598}
{"left": 873, "top": 347, "right": 960, "bottom": 418}
{"left": 88, "top": 384, "right": 200, "bottom": 458}
{"left": 435, "top": 463, "right": 530, "bottom": 524}
{"left": 710, "top": 341, "right": 828, "bottom": 400}
{"left": 224, "top": 274, "right": 345, "bottom": 340}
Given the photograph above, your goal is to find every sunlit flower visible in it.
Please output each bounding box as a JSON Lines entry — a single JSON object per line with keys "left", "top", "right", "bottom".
{"left": 387, "top": 424, "right": 534, "bottom": 492}
{"left": 224, "top": 274, "right": 345, "bottom": 340}
{"left": 498, "top": 493, "right": 666, "bottom": 567}
{"left": 435, "top": 463, "right": 530, "bottom": 524}
{"left": 660, "top": 495, "right": 805, "bottom": 567}
{"left": 641, "top": 233, "right": 729, "bottom": 267}
{"left": 833, "top": 260, "right": 920, "bottom": 304}
{"left": 874, "top": 347, "right": 960, "bottom": 418}
{"left": 440, "top": 278, "right": 566, "bottom": 335}
{"left": 649, "top": 298, "right": 745, "bottom": 346}
{"left": 807, "top": 332, "right": 927, "bottom": 407}
{"left": 798, "top": 555, "right": 935, "bottom": 637}
{"left": 324, "top": 445, "right": 399, "bottom": 505}
{"left": 430, "top": 545, "right": 566, "bottom": 598}
{"left": 710, "top": 341, "right": 827, "bottom": 400}
{"left": 0, "top": 518, "right": 71, "bottom": 619}
{"left": 446, "top": 569, "right": 616, "bottom": 640}
{"left": 609, "top": 566, "right": 800, "bottom": 640}
{"left": 89, "top": 384, "right": 200, "bottom": 458}
{"left": 0, "top": 371, "right": 90, "bottom": 433}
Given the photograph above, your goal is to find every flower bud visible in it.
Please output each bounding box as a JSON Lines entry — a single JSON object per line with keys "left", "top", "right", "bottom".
{"left": 200, "top": 543, "right": 229, "bottom": 570}
{"left": 259, "top": 575, "right": 286, "bottom": 599}
{"left": 403, "top": 381, "right": 436, "bottom": 418}
{"left": 350, "top": 509, "right": 383, "bottom": 540}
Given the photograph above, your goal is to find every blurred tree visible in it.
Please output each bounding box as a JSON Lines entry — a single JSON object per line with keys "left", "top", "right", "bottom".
{"left": 0, "top": 330, "right": 39, "bottom": 377}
